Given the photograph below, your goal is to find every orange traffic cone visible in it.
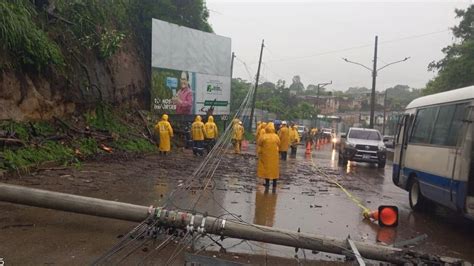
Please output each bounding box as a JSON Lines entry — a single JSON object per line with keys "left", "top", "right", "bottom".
{"left": 305, "top": 142, "right": 311, "bottom": 154}
{"left": 363, "top": 206, "right": 398, "bottom": 227}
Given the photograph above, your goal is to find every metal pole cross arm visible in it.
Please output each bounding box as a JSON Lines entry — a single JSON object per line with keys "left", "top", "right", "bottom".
{"left": 377, "top": 57, "right": 410, "bottom": 72}
{"left": 342, "top": 58, "right": 373, "bottom": 72}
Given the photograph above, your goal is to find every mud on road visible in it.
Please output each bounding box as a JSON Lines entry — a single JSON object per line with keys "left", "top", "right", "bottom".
{"left": 0, "top": 145, "right": 473, "bottom": 264}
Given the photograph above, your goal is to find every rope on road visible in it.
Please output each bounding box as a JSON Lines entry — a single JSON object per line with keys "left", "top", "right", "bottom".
{"left": 308, "top": 149, "right": 371, "bottom": 214}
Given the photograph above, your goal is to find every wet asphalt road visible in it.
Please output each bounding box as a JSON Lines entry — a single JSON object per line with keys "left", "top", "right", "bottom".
{"left": 184, "top": 143, "right": 474, "bottom": 262}
{"left": 0, "top": 143, "right": 473, "bottom": 264}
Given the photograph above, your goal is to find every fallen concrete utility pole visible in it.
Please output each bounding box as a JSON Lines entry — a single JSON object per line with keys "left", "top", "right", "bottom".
{"left": 0, "top": 183, "right": 465, "bottom": 264}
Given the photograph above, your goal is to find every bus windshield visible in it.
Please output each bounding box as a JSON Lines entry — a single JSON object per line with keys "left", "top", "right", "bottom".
{"left": 349, "top": 130, "right": 381, "bottom": 140}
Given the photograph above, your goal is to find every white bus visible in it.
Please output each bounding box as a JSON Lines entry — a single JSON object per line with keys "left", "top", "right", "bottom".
{"left": 393, "top": 86, "right": 474, "bottom": 219}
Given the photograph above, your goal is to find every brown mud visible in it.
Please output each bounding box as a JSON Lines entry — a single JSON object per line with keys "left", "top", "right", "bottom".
{"left": 0, "top": 144, "right": 473, "bottom": 264}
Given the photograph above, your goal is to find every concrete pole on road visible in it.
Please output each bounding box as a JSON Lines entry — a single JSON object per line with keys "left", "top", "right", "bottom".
{"left": 0, "top": 182, "right": 464, "bottom": 265}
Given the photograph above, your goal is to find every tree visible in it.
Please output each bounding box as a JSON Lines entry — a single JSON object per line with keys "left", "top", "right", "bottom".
{"left": 276, "top": 79, "right": 286, "bottom": 90}
{"left": 289, "top": 75, "right": 305, "bottom": 92}
{"left": 346, "top": 87, "right": 370, "bottom": 95}
{"left": 231, "top": 78, "right": 251, "bottom": 112}
{"left": 424, "top": 5, "right": 474, "bottom": 95}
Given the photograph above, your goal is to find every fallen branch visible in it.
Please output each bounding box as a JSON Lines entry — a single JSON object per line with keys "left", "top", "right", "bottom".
{"left": 136, "top": 110, "right": 154, "bottom": 139}
{"left": 52, "top": 116, "right": 112, "bottom": 141}
{"left": 0, "top": 138, "right": 26, "bottom": 146}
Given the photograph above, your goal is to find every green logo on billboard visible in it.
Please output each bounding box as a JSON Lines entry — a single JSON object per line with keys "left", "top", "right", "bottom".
{"left": 204, "top": 100, "right": 228, "bottom": 107}
{"left": 207, "top": 84, "right": 222, "bottom": 93}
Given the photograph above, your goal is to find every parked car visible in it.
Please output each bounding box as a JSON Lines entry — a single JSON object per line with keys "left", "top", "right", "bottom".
{"left": 383, "top": 135, "right": 395, "bottom": 149}
{"left": 338, "top": 127, "right": 387, "bottom": 168}
{"left": 321, "top": 128, "right": 334, "bottom": 138}
{"left": 297, "top": 125, "right": 306, "bottom": 138}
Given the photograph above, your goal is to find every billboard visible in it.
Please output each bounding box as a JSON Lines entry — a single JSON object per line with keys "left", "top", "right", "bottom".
{"left": 151, "top": 19, "right": 232, "bottom": 116}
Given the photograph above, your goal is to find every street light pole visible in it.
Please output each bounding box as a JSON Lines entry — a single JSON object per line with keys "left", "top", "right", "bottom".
{"left": 316, "top": 81, "right": 332, "bottom": 112}
{"left": 370, "top": 36, "right": 378, "bottom": 128}
{"left": 342, "top": 36, "right": 409, "bottom": 129}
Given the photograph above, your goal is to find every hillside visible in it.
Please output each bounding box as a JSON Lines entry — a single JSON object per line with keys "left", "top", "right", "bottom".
{"left": 0, "top": 0, "right": 212, "bottom": 121}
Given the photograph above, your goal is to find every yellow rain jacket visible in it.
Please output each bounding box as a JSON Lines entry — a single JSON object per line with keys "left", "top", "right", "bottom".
{"left": 289, "top": 126, "right": 300, "bottom": 145}
{"left": 253, "top": 186, "right": 278, "bottom": 227}
{"left": 192, "top": 115, "right": 206, "bottom": 141}
{"left": 204, "top": 116, "right": 218, "bottom": 139}
{"left": 257, "top": 123, "right": 280, "bottom": 180}
{"left": 155, "top": 114, "right": 173, "bottom": 152}
{"left": 278, "top": 125, "right": 290, "bottom": 152}
{"left": 232, "top": 121, "right": 244, "bottom": 141}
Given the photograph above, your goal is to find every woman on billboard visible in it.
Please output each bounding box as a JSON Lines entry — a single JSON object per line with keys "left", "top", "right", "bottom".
{"left": 173, "top": 71, "right": 193, "bottom": 114}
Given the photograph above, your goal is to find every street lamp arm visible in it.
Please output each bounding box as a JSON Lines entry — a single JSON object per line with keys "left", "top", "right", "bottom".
{"left": 377, "top": 57, "right": 410, "bottom": 72}
{"left": 342, "top": 58, "right": 372, "bottom": 72}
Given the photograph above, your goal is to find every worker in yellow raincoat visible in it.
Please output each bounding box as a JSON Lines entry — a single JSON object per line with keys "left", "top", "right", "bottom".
{"left": 278, "top": 121, "right": 290, "bottom": 161}
{"left": 204, "top": 115, "right": 218, "bottom": 153}
{"left": 257, "top": 122, "right": 267, "bottom": 175}
{"left": 154, "top": 114, "right": 173, "bottom": 155}
{"left": 191, "top": 115, "right": 206, "bottom": 156}
{"left": 232, "top": 120, "right": 245, "bottom": 154}
{"left": 257, "top": 122, "right": 280, "bottom": 189}
{"left": 289, "top": 123, "right": 300, "bottom": 157}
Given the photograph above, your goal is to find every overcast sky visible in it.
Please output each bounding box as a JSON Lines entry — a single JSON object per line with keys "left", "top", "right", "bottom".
{"left": 207, "top": 0, "right": 472, "bottom": 91}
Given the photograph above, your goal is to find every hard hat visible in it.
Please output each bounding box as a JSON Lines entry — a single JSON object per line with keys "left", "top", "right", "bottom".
{"left": 239, "top": 121, "right": 243, "bottom": 125}
{"left": 282, "top": 121, "right": 287, "bottom": 125}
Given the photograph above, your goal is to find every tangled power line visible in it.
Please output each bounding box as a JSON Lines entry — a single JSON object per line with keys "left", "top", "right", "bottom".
{"left": 92, "top": 57, "right": 367, "bottom": 265}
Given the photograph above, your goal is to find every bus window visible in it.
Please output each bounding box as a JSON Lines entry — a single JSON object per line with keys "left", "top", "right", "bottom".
{"left": 410, "top": 107, "right": 438, "bottom": 144}
{"left": 431, "top": 105, "right": 456, "bottom": 145}
{"left": 447, "top": 103, "right": 468, "bottom": 146}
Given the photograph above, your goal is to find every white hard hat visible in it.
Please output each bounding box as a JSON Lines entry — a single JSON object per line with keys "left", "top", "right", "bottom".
{"left": 282, "top": 121, "right": 287, "bottom": 125}
{"left": 239, "top": 121, "right": 243, "bottom": 125}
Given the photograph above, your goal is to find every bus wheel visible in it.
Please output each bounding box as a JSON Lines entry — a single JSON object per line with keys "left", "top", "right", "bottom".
{"left": 409, "top": 179, "right": 425, "bottom": 211}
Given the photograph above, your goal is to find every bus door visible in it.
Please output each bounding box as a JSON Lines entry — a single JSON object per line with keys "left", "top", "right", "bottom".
{"left": 461, "top": 105, "right": 474, "bottom": 214}
{"left": 393, "top": 114, "right": 414, "bottom": 187}
{"left": 450, "top": 104, "right": 473, "bottom": 210}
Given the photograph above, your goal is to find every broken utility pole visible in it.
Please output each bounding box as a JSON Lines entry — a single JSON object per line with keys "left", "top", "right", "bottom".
{"left": 0, "top": 183, "right": 465, "bottom": 265}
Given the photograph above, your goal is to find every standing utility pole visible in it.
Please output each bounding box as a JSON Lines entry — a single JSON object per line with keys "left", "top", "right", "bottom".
{"left": 226, "top": 52, "right": 235, "bottom": 130}
{"left": 370, "top": 36, "right": 378, "bottom": 128}
{"left": 382, "top": 90, "right": 387, "bottom": 135}
{"left": 342, "top": 36, "right": 409, "bottom": 129}
{"left": 230, "top": 52, "right": 235, "bottom": 79}
{"left": 316, "top": 81, "right": 333, "bottom": 111}
{"left": 249, "top": 40, "right": 264, "bottom": 131}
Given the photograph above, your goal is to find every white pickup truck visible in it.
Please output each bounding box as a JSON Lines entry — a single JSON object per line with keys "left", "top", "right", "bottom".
{"left": 338, "top": 127, "right": 387, "bottom": 168}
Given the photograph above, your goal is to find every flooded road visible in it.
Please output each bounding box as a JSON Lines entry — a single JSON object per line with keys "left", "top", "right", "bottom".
{"left": 0, "top": 143, "right": 473, "bottom": 264}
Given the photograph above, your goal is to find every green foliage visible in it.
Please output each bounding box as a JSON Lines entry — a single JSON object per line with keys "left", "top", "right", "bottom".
{"left": 385, "top": 85, "right": 421, "bottom": 111}
{"left": 0, "top": 0, "right": 63, "bottom": 71}
{"left": 2, "top": 141, "right": 76, "bottom": 171}
{"left": 55, "top": 0, "right": 129, "bottom": 59}
{"left": 85, "top": 104, "right": 128, "bottom": 133}
{"left": 113, "top": 138, "right": 155, "bottom": 152}
{"left": 75, "top": 138, "right": 99, "bottom": 157}
{"left": 32, "top": 122, "right": 55, "bottom": 136}
{"left": 231, "top": 78, "right": 251, "bottom": 112}
{"left": 424, "top": 5, "right": 474, "bottom": 95}
{"left": 98, "top": 29, "right": 126, "bottom": 59}
{"left": 0, "top": 121, "right": 30, "bottom": 141}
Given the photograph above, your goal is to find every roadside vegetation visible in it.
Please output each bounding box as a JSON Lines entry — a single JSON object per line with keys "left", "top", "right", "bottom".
{"left": 0, "top": 106, "right": 156, "bottom": 172}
